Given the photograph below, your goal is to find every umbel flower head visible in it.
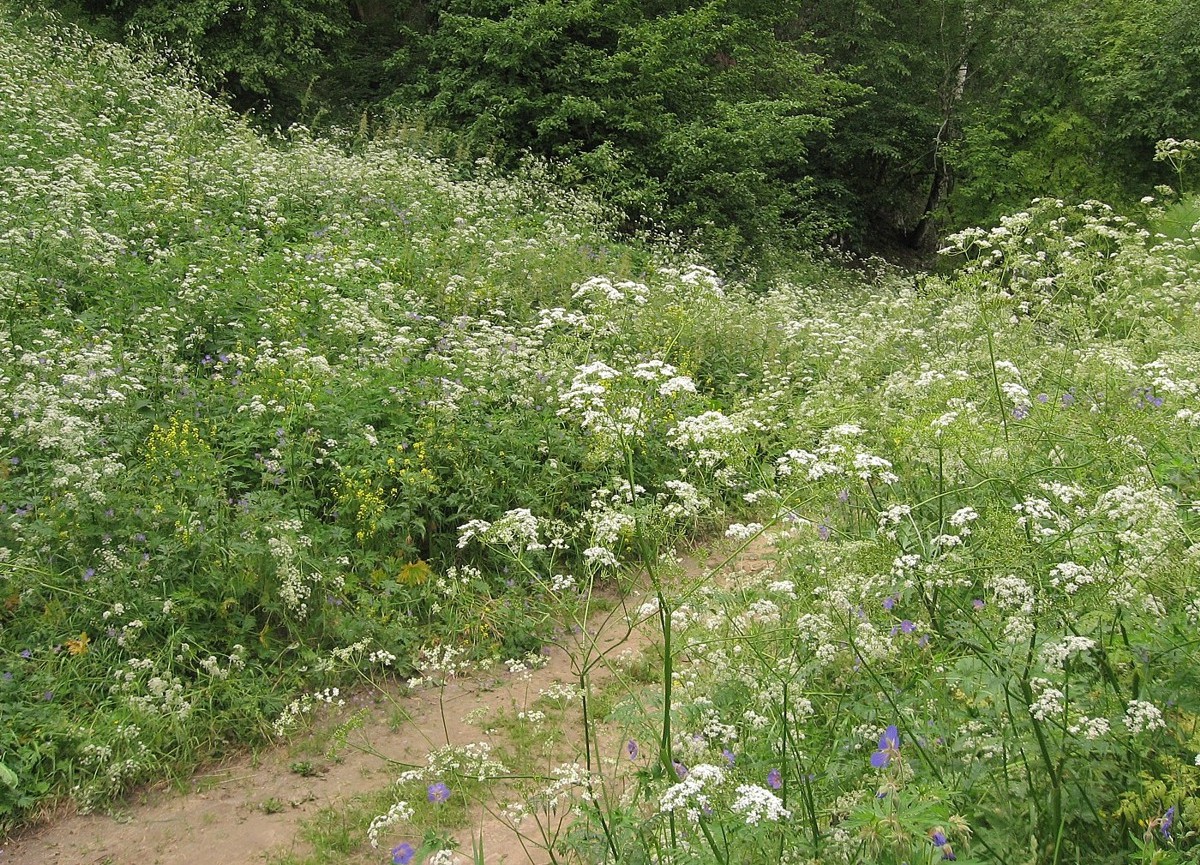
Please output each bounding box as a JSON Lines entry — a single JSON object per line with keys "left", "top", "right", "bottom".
{"left": 871, "top": 725, "right": 901, "bottom": 768}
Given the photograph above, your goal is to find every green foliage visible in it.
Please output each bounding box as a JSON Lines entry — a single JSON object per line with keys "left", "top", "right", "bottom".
{"left": 39, "top": 0, "right": 415, "bottom": 121}
{"left": 385, "top": 188, "right": 1200, "bottom": 865}
{"left": 8, "top": 9, "right": 1200, "bottom": 860}
{"left": 36, "top": 0, "right": 1200, "bottom": 259}
{"left": 0, "top": 6, "right": 797, "bottom": 826}
{"left": 390, "top": 0, "right": 854, "bottom": 271}
{"left": 946, "top": 0, "right": 1200, "bottom": 230}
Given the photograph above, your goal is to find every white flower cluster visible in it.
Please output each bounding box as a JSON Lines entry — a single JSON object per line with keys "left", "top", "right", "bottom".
{"left": 457, "top": 507, "right": 544, "bottom": 551}
{"left": 1123, "top": 700, "right": 1166, "bottom": 734}
{"left": 659, "top": 763, "right": 726, "bottom": 823}
{"left": 1040, "top": 636, "right": 1094, "bottom": 671}
{"left": 571, "top": 275, "right": 649, "bottom": 306}
{"left": 1013, "top": 497, "right": 1068, "bottom": 539}
{"left": 272, "top": 687, "right": 345, "bottom": 736}
{"left": 876, "top": 504, "right": 912, "bottom": 540}
{"left": 725, "top": 523, "right": 763, "bottom": 541}
{"left": 367, "top": 799, "right": 413, "bottom": 848}
{"left": 1029, "top": 681, "right": 1066, "bottom": 721}
{"left": 632, "top": 359, "right": 697, "bottom": 397}
{"left": 670, "top": 411, "right": 747, "bottom": 467}
{"left": 1094, "top": 484, "right": 1180, "bottom": 566}
{"left": 1067, "top": 716, "right": 1110, "bottom": 740}
{"left": 949, "top": 507, "right": 979, "bottom": 530}
{"left": 268, "top": 519, "right": 327, "bottom": 618}
{"left": 72, "top": 723, "right": 152, "bottom": 812}
{"left": 1049, "top": 561, "right": 1096, "bottom": 595}
{"left": 198, "top": 644, "right": 247, "bottom": 679}
{"left": 589, "top": 506, "right": 636, "bottom": 548}
{"left": 408, "top": 644, "right": 473, "bottom": 687}
{"left": 730, "top": 784, "right": 790, "bottom": 825}
{"left": 987, "top": 573, "right": 1037, "bottom": 643}
{"left": 662, "top": 479, "right": 710, "bottom": 519}
{"left": 395, "top": 742, "right": 508, "bottom": 784}
{"left": 736, "top": 598, "right": 781, "bottom": 627}
{"left": 504, "top": 762, "right": 597, "bottom": 827}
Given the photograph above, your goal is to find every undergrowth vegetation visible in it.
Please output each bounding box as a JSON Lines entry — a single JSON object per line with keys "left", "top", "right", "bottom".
{"left": 4, "top": 8, "right": 1200, "bottom": 865}
{"left": 0, "top": 6, "right": 833, "bottom": 828}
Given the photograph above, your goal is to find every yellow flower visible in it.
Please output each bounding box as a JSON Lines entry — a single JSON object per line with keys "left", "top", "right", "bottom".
{"left": 66, "top": 632, "right": 90, "bottom": 656}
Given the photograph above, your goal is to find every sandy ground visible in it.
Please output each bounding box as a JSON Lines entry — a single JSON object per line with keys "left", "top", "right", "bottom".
{"left": 1, "top": 538, "right": 775, "bottom": 865}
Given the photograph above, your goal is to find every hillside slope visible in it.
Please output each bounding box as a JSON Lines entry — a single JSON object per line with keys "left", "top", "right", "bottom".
{"left": 5, "top": 8, "right": 1200, "bottom": 863}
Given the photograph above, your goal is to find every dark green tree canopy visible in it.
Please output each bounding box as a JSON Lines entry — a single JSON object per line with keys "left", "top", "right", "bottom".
{"left": 48, "top": 0, "right": 1200, "bottom": 263}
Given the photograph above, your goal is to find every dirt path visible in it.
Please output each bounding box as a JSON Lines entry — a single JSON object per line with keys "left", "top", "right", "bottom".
{"left": 2, "top": 539, "right": 775, "bottom": 865}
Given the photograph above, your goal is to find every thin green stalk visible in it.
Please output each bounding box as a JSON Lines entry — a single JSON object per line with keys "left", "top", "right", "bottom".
{"left": 984, "top": 322, "right": 1011, "bottom": 443}
{"left": 697, "top": 817, "right": 729, "bottom": 865}
{"left": 580, "top": 677, "right": 620, "bottom": 862}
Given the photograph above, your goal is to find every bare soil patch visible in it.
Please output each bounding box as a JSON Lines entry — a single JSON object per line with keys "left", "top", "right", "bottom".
{"left": 2, "top": 538, "right": 776, "bottom": 865}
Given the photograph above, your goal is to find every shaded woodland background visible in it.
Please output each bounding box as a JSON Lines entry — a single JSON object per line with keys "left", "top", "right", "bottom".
{"left": 47, "top": 0, "right": 1200, "bottom": 269}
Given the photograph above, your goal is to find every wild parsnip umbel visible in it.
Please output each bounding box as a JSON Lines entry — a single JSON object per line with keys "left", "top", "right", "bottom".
{"left": 3, "top": 6, "right": 1200, "bottom": 863}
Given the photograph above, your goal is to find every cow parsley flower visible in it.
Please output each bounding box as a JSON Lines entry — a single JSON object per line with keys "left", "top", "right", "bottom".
{"left": 1124, "top": 700, "right": 1166, "bottom": 734}
{"left": 730, "top": 784, "right": 790, "bottom": 825}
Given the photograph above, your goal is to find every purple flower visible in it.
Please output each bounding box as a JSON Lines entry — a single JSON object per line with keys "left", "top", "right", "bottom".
{"left": 882, "top": 595, "right": 896, "bottom": 611}
{"left": 427, "top": 782, "right": 450, "bottom": 803}
{"left": 871, "top": 725, "right": 900, "bottom": 769}
{"left": 673, "top": 761, "right": 688, "bottom": 780}
{"left": 1062, "top": 392, "right": 1075, "bottom": 407}
{"left": 931, "top": 830, "right": 948, "bottom": 846}
{"left": 20, "top": 649, "right": 31, "bottom": 660}
{"left": 766, "top": 768, "right": 782, "bottom": 790}
{"left": 817, "top": 524, "right": 831, "bottom": 541}
{"left": 972, "top": 598, "right": 985, "bottom": 611}
{"left": 1161, "top": 805, "right": 1175, "bottom": 841}
{"left": 42, "top": 690, "right": 53, "bottom": 701}
{"left": 392, "top": 842, "right": 416, "bottom": 865}
{"left": 83, "top": 567, "right": 95, "bottom": 581}
{"left": 899, "top": 619, "right": 915, "bottom": 635}
{"left": 721, "top": 748, "right": 736, "bottom": 765}
{"left": 1013, "top": 406, "right": 1029, "bottom": 420}
{"left": 626, "top": 739, "right": 639, "bottom": 760}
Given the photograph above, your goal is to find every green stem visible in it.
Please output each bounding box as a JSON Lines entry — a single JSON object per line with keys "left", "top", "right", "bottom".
{"left": 698, "top": 817, "right": 728, "bottom": 865}
{"left": 984, "top": 322, "right": 1011, "bottom": 443}
{"left": 580, "top": 677, "right": 620, "bottom": 861}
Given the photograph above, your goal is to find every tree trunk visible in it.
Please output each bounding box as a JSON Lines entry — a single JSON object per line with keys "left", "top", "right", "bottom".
{"left": 907, "top": 60, "right": 968, "bottom": 249}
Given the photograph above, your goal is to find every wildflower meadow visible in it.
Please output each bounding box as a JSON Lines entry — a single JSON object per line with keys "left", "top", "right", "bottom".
{"left": 3, "top": 7, "right": 1200, "bottom": 865}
